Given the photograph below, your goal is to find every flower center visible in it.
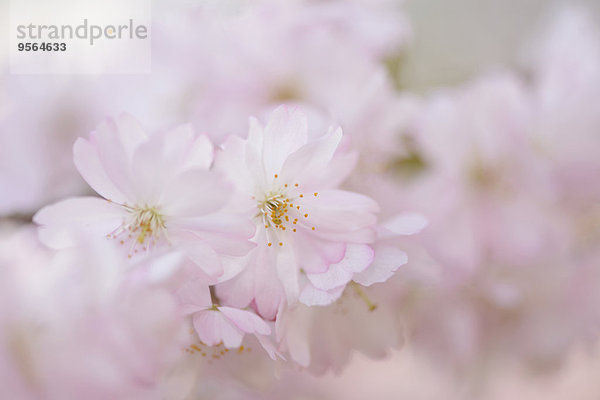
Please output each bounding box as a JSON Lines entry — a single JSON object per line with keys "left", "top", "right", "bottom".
{"left": 107, "top": 205, "right": 167, "bottom": 257}
{"left": 255, "top": 176, "right": 318, "bottom": 247}
{"left": 259, "top": 193, "right": 290, "bottom": 230}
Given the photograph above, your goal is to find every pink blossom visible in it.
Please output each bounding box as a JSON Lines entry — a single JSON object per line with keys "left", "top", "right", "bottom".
{"left": 33, "top": 114, "right": 255, "bottom": 281}
{"left": 177, "top": 281, "right": 273, "bottom": 353}
{"left": 214, "top": 106, "right": 379, "bottom": 320}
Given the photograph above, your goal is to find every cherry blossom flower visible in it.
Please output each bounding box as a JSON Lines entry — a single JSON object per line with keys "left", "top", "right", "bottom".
{"left": 214, "top": 106, "right": 379, "bottom": 320}
{"left": 177, "top": 280, "right": 274, "bottom": 356}
{"left": 33, "top": 114, "right": 255, "bottom": 281}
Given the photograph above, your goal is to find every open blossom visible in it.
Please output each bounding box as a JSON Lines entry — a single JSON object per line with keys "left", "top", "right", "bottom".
{"left": 33, "top": 114, "right": 255, "bottom": 281}
{"left": 214, "top": 106, "right": 379, "bottom": 320}
{"left": 177, "top": 281, "right": 272, "bottom": 352}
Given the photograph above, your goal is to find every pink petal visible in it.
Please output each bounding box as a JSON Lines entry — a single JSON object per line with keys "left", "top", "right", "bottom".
{"left": 215, "top": 265, "right": 255, "bottom": 309}
{"left": 353, "top": 245, "right": 408, "bottom": 286}
{"left": 219, "top": 306, "right": 271, "bottom": 336}
{"left": 169, "top": 213, "right": 256, "bottom": 257}
{"left": 243, "top": 118, "right": 269, "bottom": 192}
{"left": 262, "top": 106, "right": 308, "bottom": 179}
{"left": 176, "top": 280, "right": 212, "bottom": 314}
{"left": 33, "top": 197, "right": 125, "bottom": 248}
{"left": 255, "top": 334, "right": 283, "bottom": 361}
{"left": 184, "top": 133, "right": 214, "bottom": 170}
{"left": 283, "top": 307, "right": 312, "bottom": 367}
{"left": 214, "top": 135, "right": 256, "bottom": 195}
{"left": 161, "top": 170, "right": 231, "bottom": 217}
{"left": 145, "top": 250, "right": 185, "bottom": 283}
{"left": 276, "top": 242, "right": 300, "bottom": 306}
{"left": 219, "top": 239, "right": 284, "bottom": 321}
{"left": 112, "top": 113, "right": 149, "bottom": 156}
{"left": 193, "top": 310, "right": 244, "bottom": 348}
{"left": 307, "top": 244, "right": 374, "bottom": 291}
{"left": 296, "top": 189, "right": 379, "bottom": 243}
{"left": 90, "top": 117, "right": 142, "bottom": 201}
{"left": 173, "top": 233, "right": 224, "bottom": 279}
{"left": 73, "top": 138, "right": 128, "bottom": 204}
{"left": 254, "top": 249, "right": 286, "bottom": 320}
{"left": 217, "top": 251, "right": 254, "bottom": 283}
{"left": 313, "top": 150, "right": 358, "bottom": 188}
{"left": 279, "top": 126, "right": 342, "bottom": 187}
{"left": 162, "top": 125, "right": 211, "bottom": 171}
{"left": 379, "top": 213, "right": 428, "bottom": 238}
{"left": 293, "top": 233, "right": 346, "bottom": 274}
{"left": 129, "top": 125, "right": 211, "bottom": 204}
{"left": 130, "top": 139, "right": 170, "bottom": 204}
{"left": 299, "top": 284, "right": 344, "bottom": 306}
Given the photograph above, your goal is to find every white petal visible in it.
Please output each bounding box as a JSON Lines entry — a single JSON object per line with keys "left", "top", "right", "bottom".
{"left": 185, "top": 133, "right": 214, "bottom": 170}
{"left": 307, "top": 244, "right": 373, "bottom": 291}
{"left": 33, "top": 197, "right": 125, "bottom": 248}
{"left": 215, "top": 265, "right": 255, "bottom": 309}
{"left": 219, "top": 306, "right": 271, "bottom": 335}
{"left": 90, "top": 117, "right": 140, "bottom": 201}
{"left": 130, "top": 136, "right": 171, "bottom": 204}
{"left": 254, "top": 247, "right": 286, "bottom": 320}
{"left": 353, "top": 245, "right": 408, "bottom": 286}
{"left": 161, "top": 170, "right": 231, "bottom": 217}
{"left": 256, "top": 334, "right": 282, "bottom": 361}
{"left": 214, "top": 135, "right": 256, "bottom": 195}
{"left": 296, "top": 189, "right": 379, "bottom": 242}
{"left": 245, "top": 118, "right": 268, "bottom": 192}
{"left": 276, "top": 242, "right": 300, "bottom": 306}
{"left": 299, "top": 284, "right": 344, "bottom": 306}
{"left": 145, "top": 250, "right": 185, "bottom": 283}
{"left": 283, "top": 306, "right": 312, "bottom": 367}
{"left": 164, "top": 124, "right": 212, "bottom": 170}
{"left": 113, "top": 113, "right": 149, "bottom": 156}
{"left": 169, "top": 212, "right": 256, "bottom": 258}
{"left": 73, "top": 138, "right": 128, "bottom": 204}
{"left": 176, "top": 281, "right": 212, "bottom": 314}
{"left": 293, "top": 233, "right": 346, "bottom": 274}
{"left": 193, "top": 310, "right": 244, "bottom": 348}
{"left": 174, "top": 234, "right": 224, "bottom": 279}
{"left": 379, "top": 212, "right": 428, "bottom": 238}
{"left": 262, "top": 106, "right": 308, "bottom": 178}
{"left": 279, "top": 127, "right": 342, "bottom": 187}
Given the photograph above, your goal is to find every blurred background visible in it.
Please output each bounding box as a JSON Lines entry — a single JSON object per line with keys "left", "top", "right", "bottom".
{"left": 400, "top": 0, "right": 600, "bottom": 89}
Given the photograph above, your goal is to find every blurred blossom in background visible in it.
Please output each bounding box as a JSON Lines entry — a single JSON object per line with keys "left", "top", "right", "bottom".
{"left": 2, "top": 0, "right": 600, "bottom": 399}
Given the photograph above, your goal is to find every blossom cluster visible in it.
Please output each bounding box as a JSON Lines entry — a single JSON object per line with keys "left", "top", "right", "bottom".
{"left": 2, "top": 0, "right": 600, "bottom": 398}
